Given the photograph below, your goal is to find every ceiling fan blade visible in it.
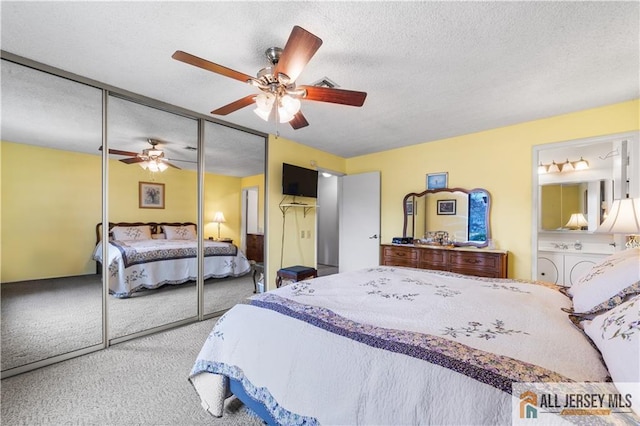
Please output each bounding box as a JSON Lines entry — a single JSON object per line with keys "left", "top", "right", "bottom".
{"left": 98, "top": 146, "right": 139, "bottom": 156}
{"left": 109, "top": 148, "right": 139, "bottom": 156}
{"left": 300, "top": 86, "right": 367, "bottom": 107}
{"left": 120, "top": 157, "right": 144, "bottom": 164}
{"left": 289, "top": 111, "right": 309, "bottom": 130}
{"left": 274, "top": 26, "right": 323, "bottom": 83}
{"left": 172, "top": 50, "right": 253, "bottom": 84}
{"left": 164, "top": 161, "right": 181, "bottom": 170}
{"left": 211, "top": 94, "right": 256, "bottom": 115}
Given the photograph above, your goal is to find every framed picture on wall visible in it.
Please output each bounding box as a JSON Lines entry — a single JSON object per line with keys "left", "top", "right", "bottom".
{"left": 406, "top": 199, "right": 414, "bottom": 215}
{"left": 139, "top": 182, "right": 165, "bottom": 209}
{"left": 437, "top": 199, "right": 456, "bottom": 215}
{"left": 427, "top": 172, "right": 448, "bottom": 190}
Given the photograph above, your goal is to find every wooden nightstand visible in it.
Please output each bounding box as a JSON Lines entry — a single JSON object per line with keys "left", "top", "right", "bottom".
{"left": 276, "top": 265, "right": 317, "bottom": 288}
{"left": 211, "top": 237, "right": 233, "bottom": 244}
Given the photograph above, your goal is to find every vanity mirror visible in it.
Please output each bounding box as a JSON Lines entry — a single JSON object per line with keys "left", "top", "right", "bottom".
{"left": 402, "top": 188, "right": 491, "bottom": 248}
{"left": 539, "top": 180, "right": 610, "bottom": 231}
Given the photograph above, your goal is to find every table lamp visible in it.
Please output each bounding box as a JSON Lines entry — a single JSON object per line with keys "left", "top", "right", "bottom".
{"left": 595, "top": 197, "right": 640, "bottom": 249}
{"left": 212, "top": 211, "right": 226, "bottom": 240}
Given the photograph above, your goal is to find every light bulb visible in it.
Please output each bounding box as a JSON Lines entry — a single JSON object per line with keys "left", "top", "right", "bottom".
{"left": 574, "top": 157, "right": 589, "bottom": 170}
{"left": 255, "top": 92, "right": 275, "bottom": 112}
{"left": 537, "top": 162, "right": 548, "bottom": 174}
{"left": 277, "top": 106, "right": 294, "bottom": 123}
{"left": 281, "top": 95, "right": 301, "bottom": 115}
{"left": 254, "top": 107, "right": 271, "bottom": 121}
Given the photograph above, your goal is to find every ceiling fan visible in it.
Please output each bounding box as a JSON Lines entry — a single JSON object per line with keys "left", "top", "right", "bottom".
{"left": 101, "top": 139, "right": 181, "bottom": 171}
{"left": 172, "top": 25, "right": 367, "bottom": 129}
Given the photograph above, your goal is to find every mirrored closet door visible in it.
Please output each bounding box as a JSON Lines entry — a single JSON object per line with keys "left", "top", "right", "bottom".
{"left": 1, "top": 60, "right": 104, "bottom": 374}
{"left": 106, "top": 95, "right": 199, "bottom": 340}
{"left": 202, "top": 121, "right": 266, "bottom": 317}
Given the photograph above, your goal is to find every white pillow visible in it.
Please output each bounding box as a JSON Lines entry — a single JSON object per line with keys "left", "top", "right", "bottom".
{"left": 111, "top": 225, "right": 152, "bottom": 241}
{"left": 163, "top": 225, "right": 196, "bottom": 240}
{"left": 151, "top": 233, "right": 166, "bottom": 240}
{"left": 568, "top": 248, "right": 640, "bottom": 314}
{"left": 581, "top": 294, "right": 640, "bottom": 416}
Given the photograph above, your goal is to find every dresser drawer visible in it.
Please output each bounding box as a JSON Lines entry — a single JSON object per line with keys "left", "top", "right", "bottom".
{"left": 381, "top": 246, "right": 417, "bottom": 267}
{"left": 418, "top": 248, "right": 447, "bottom": 270}
{"left": 448, "top": 251, "right": 504, "bottom": 276}
{"left": 380, "top": 244, "right": 507, "bottom": 278}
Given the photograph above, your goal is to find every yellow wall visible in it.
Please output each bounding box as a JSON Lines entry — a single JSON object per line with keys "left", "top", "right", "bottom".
{"left": 266, "top": 135, "right": 345, "bottom": 288}
{"left": 5, "top": 100, "right": 638, "bottom": 283}
{"left": 346, "top": 100, "right": 640, "bottom": 279}
{"left": 1, "top": 142, "right": 101, "bottom": 282}
{"left": 540, "top": 184, "right": 581, "bottom": 230}
{"left": 203, "top": 173, "right": 244, "bottom": 243}
{"left": 2, "top": 141, "right": 247, "bottom": 282}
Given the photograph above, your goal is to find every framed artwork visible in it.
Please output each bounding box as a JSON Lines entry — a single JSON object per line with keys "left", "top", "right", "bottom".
{"left": 437, "top": 199, "right": 456, "bottom": 215}
{"left": 406, "top": 199, "right": 414, "bottom": 215}
{"left": 139, "top": 181, "right": 165, "bottom": 209}
{"left": 426, "top": 172, "right": 448, "bottom": 190}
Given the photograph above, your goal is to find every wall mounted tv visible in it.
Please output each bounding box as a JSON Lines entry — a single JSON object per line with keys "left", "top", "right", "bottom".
{"left": 282, "top": 163, "right": 318, "bottom": 198}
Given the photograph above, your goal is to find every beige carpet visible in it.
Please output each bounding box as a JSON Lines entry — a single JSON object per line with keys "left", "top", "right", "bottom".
{"left": 1, "top": 317, "right": 263, "bottom": 425}
{"left": 2, "top": 274, "right": 255, "bottom": 371}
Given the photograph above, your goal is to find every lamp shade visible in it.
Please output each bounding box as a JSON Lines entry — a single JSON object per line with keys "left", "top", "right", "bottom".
{"left": 212, "top": 211, "right": 226, "bottom": 224}
{"left": 596, "top": 198, "right": 640, "bottom": 234}
{"left": 565, "top": 213, "right": 588, "bottom": 229}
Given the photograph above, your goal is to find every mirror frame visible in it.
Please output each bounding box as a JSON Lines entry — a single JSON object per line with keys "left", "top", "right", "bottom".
{"left": 402, "top": 187, "right": 492, "bottom": 248}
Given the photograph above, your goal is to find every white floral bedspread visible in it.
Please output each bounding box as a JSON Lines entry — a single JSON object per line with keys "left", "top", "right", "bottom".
{"left": 190, "top": 266, "right": 611, "bottom": 425}
{"left": 93, "top": 239, "right": 251, "bottom": 297}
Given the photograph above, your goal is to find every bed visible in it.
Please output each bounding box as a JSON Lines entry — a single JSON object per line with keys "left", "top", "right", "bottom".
{"left": 189, "top": 248, "right": 640, "bottom": 425}
{"left": 93, "top": 222, "right": 251, "bottom": 298}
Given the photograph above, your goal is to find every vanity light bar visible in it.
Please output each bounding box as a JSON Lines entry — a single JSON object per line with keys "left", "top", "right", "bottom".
{"left": 538, "top": 157, "right": 589, "bottom": 174}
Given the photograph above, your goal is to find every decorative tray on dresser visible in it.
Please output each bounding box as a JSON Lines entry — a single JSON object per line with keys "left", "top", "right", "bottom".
{"left": 380, "top": 244, "right": 508, "bottom": 279}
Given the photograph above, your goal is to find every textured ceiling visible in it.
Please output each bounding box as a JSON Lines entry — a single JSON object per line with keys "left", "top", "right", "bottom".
{"left": 1, "top": 1, "right": 638, "bottom": 163}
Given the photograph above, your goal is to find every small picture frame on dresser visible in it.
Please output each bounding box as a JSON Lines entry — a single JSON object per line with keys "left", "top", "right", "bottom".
{"left": 437, "top": 199, "right": 456, "bottom": 215}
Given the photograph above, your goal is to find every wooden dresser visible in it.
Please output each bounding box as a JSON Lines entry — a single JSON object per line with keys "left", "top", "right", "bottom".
{"left": 380, "top": 244, "right": 508, "bottom": 278}
{"left": 246, "top": 233, "right": 264, "bottom": 262}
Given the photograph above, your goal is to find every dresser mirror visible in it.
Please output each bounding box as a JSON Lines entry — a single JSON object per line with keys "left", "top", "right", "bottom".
{"left": 402, "top": 188, "right": 491, "bottom": 248}
{"left": 539, "top": 180, "right": 611, "bottom": 231}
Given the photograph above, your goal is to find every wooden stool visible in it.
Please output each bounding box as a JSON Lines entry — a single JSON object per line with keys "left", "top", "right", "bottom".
{"left": 276, "top": 265, "right": 317, "bottom": 288}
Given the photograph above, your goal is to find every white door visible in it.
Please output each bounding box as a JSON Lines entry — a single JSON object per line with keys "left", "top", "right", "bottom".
{"left": 339, "top": 171, "right": 381, "bottom": 272}
{"left": 241, "top": 187, "right": 259, "bottom": 253}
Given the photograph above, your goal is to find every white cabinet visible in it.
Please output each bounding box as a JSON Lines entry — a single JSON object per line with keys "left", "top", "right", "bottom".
{"left": 537, "top": 251, "right": 606, "bottom": 286}
{"left": 537, "top": 252, "right": 562, "bottom": 284}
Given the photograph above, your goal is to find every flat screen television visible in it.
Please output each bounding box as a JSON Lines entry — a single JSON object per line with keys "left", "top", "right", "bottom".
{"left": 282, "top": 163, "right": 318, "bottom": 198}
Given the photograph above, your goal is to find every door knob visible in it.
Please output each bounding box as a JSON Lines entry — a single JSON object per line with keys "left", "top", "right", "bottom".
{"left": 369, "top": 234, "right": 378, "bottom": 239}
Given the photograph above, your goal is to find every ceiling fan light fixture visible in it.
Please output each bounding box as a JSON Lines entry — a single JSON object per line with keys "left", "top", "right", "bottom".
{"left": 255, "top": 92, "right": 275, "bottom": 112}
{"left": 281, "top": 94, "right": 301, "bottom": 115}
{"left": 277, "top": 105, "right": 295, "bottom": 123}
{"left": 254, "top": 107, "right": 271, "bottom": 121}
{"left": 145, "top": 160, "right": 168, "bottom": 173}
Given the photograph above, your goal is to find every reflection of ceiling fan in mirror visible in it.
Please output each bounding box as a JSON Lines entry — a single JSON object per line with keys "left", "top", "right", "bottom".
{"left": 172, "top": 25, "right": 367, "bottom": 129}
{"left": 102, "top": 139, "right": 181, "bottom": 172}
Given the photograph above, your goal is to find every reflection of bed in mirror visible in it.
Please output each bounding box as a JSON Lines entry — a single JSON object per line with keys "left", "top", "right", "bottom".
{"left": 93, "top": 222, "right": 251, "bottom": 298}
